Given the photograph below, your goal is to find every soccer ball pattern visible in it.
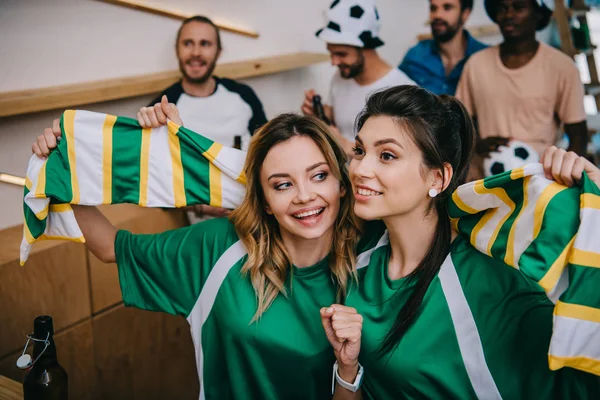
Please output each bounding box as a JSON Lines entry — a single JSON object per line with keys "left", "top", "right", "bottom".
{"left": 317, "top": 0, "right": 383, "bottom": 48}
{"left": 483, "top": 140, "right": 540, "bottom": 177}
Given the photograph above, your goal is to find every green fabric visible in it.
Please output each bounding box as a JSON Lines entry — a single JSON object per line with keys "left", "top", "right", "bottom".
{"left": 348, "top": 232, "right": 600, "bottom": 399}
{"left": 110, "top": 117, "right": 142, "bottom": 204}
{"left": 21, "top": 110, "right": 246, "bottom": 264}
{"left": 115, "top": 217, "right": 342, "bottom": 399}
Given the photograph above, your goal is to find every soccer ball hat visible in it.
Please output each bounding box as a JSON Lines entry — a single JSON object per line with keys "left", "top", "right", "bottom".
{"left": 316, "top": 0, "right": 384, "bottom": 49}
{"left": 484, "top": 0, "right": 555, "bottom": 31}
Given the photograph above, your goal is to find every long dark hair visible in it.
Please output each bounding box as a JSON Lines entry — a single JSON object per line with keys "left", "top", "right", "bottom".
{"left": 355, "top": 85, "right": 475, "bottom": 354}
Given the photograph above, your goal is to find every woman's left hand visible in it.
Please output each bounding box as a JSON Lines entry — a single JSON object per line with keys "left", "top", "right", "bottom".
{"left": 320, "top": 304, "right": 363, "bottom": 381}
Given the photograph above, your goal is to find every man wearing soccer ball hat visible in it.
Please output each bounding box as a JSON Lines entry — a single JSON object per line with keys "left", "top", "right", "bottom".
{"left": 456, "top": 0, "right": 588, "bottom": 180}
{"left": 301, "top": 0, "right": 414, "bottom": 156}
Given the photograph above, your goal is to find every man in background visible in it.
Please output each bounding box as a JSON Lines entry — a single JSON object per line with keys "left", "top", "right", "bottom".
{"left": 456, "top": 0, "right": 588, "bottom": 179}
{"left": 146, "top": 15, "right": 268, "bottom": 219}
{"left": 301, "top": 0, "right": 415, "bottom": 155}
{"left": 399, "top": 0, "right": 487, "bottom": 95}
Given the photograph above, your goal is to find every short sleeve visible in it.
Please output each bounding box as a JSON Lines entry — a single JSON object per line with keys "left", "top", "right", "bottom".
{"left": 556, "top": 62, "right": 586, "bottom": 124}
{"left": 115, "top": 217, "right": 239, "bottom": 316}
{"left": 455, "top": 61, "right": 476, "bottom": 117}
{"left": 245, "top": 88, "right": 268, "bottom": 135}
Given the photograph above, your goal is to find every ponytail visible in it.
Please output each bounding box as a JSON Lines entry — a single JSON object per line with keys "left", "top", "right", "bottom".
{"left": 356, "top": 86, "right": 475, "bottom": 355}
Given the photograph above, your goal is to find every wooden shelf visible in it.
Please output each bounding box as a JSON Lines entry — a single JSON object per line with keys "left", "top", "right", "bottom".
{"left": 0, "top": 173, "right": 25, "bottom": 187}
{"left": 97, "top": 0, "right": 259, "bottom": 38}
{"left": 0, "top": 375, "right": 22, "bottom": 400}
{"left": 0, "top": 52, "right": 329, "bottom": 118}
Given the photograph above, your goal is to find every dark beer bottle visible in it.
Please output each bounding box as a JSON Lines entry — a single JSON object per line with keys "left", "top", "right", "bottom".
{"left": 23, "top": 316, "right": 68, "bottom": 400}
{"left": 233, "top": 135, "right": 242, "bottom": 150}
{"left": 312, "top": 95, "right": 330, "bottom": 125}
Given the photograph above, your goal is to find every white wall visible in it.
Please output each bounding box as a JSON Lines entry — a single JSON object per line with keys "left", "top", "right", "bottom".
{"left": 0, "top": 0, "right": 494, "bottom": 229}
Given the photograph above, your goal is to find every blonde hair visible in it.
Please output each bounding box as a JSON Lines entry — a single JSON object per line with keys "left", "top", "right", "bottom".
{"left": 230, "top": 113, "right": 360, "bottom": 321}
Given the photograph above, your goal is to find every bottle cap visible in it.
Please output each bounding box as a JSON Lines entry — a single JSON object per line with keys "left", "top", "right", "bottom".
{"left": 16, "top": 354, "right": 32, "bottom": 369}
{"left": 33, "top": 315, "right": 54, "bottom": 336}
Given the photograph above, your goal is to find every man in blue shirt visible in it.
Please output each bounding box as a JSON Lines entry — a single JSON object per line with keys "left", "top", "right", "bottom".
{"left": 399, "top": 0, "right": 487, "bottom": 95}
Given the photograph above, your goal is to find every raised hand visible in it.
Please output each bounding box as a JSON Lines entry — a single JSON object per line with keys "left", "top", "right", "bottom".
{"left": 320, "top": 304, "right": 362, "bottom": 381}
{"left": 32, "top": 118, "right": 62, "bottom": 159}
{"left": 542, "top": 145, "right": 600, "bottom": 188}
{"left": 137, "top": 95, "right": 183, "bottom": 128}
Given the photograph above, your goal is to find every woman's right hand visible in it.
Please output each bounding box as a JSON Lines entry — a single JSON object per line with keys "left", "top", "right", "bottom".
{"left": 137, "top": 95, "right": 183, "bottom": 128}
{"left": 542, "top": 145, "right": 600, "bottom": 188}
{"left": 320, "top": 304, "right": 363, "bottom": 382}
{"left": 32, "top": 118, "right": 61, "bottom": 158}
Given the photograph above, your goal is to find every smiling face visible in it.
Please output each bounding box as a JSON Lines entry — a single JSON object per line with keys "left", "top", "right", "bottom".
{"left": 260, "top": 135, "right": 345, "bottom": 244}
{"left": 350, "top": 115, "right": 437, "bottom": 221}
{"left": 327, "top": 44, "right": 365, "bottom": 79}
{"left": 176, "top": 20, "right": 221, "bottom": 84}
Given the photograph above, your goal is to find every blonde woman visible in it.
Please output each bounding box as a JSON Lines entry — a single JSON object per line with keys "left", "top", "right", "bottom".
{"left": 33, "top": 110, "right": 369, "bottom": 400}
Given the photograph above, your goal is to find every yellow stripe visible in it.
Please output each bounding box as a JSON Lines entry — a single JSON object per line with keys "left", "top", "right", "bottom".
{"left": 555, "top": 301, "right": 600, "bottom": 324}
{"left": 450, "top": 217, "right": 459, "bottom": 233}
{"left": 64, "top": 110, "right": 80, "bottom": 204}
{"left": 237, "top": 171, "right": 247, "bottom": 185}
{"left": 34, "top": 162, "right": 47, "bottom": 199}
{"left": 470, "top": 209, "right": 496, "bottom": 255}
{"left": 34, "top": 204, "right": 49, "bottom": 220}
{"left": 202, "top": 142, "right": 224, "bottom": 162}
{"left": 208, "top": 164, "right": 222, "bottom": 207}
{"left": 49, "top": 204, "right": 72, "bottom": 213}
{"left": 451, "top": 187, "right": 480, "bottom": 215}
{"left": 202, "top": 143, "right": 224, "bottom": 207}
{"left": 581, "top": 193, "right": 600, "bottom": 209}
{"left": 571, "top": 249, "right": 600, "bottom": 268}
{"left": 504, "top": 176, "right": 530, "bottom": 267}
{"left": 23, "top": 222, "right": 35, "bottom": 244}
{"left": 37, "top": 234, "right": 85, "bottom": 243}
{"left": 139, "top": 128, "right": 152, "bottom": 207}
{"left": 168, "top": 124, "right": 186, "bottom": 207}
{"left": 509, "top": 167, "right": 525, "bottom": 180}
{"left": 102, "top": 115, "right": 116, "bottom": 204}
{"left": 25, "top": 177, "right": 33, "bottom": 190}
{"left": 549, "top": 355, "right": 600, "bottom": 376}
{"left": 538, "top": 237, "right": 574, "bottom": 292}
{"left": 472, "top": 181, "right": 515, "bottom": 256}
{"left": 533, "top": 183, "right": 566, "bottom": 239}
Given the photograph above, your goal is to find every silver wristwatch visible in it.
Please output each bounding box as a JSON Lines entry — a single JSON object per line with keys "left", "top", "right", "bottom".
{"left": 331, "top": 360, "right": 364, "bottom": 393}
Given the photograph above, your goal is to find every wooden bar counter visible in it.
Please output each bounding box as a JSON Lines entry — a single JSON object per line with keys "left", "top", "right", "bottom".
{"left": 0, "top": 375, "right": 23, "bottom": 400}
{"left": 0, "top": 205, "right": 199, "bottom": 400}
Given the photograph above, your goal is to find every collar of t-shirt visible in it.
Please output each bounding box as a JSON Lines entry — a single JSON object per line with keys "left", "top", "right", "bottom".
{"left": 174, "top": 78, "right": 255, "bottom": 149}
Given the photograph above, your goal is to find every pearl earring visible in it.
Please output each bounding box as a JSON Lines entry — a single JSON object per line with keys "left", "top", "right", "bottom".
{"left": 428, "top": 188, "right": 438, "bottom": 198}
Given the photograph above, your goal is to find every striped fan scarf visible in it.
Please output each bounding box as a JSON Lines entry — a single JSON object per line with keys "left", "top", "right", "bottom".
{"left": 449, "top": 163, "right": 600, "bottom": 376}
{"left": 21, "top": 110, "right": 246, "bottom": 264}
{"left": 21, "top": 110, "right": 599, "bottom": 376}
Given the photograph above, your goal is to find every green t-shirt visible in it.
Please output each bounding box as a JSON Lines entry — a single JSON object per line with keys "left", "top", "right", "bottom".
{"left": 114, "top": 217, "right": 383, "bottom": 400}
{"left": 349, "top": 226, "right": 600, "bottom": 399}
